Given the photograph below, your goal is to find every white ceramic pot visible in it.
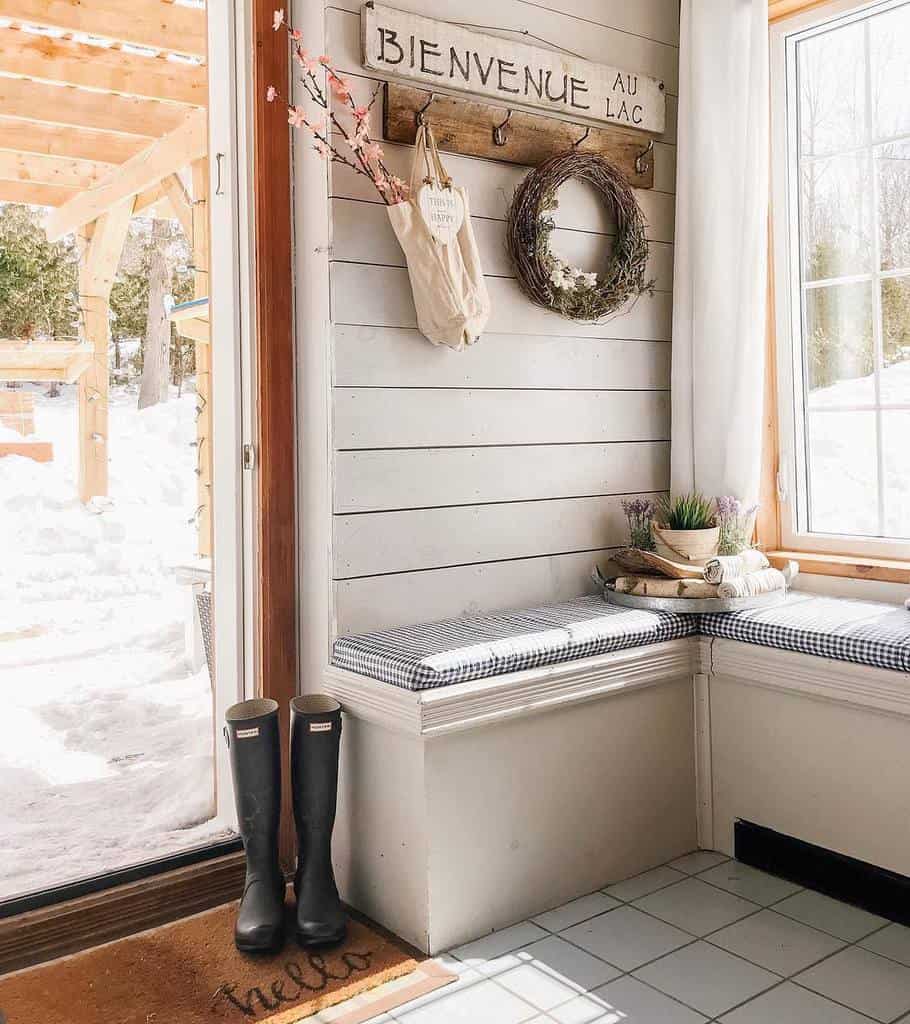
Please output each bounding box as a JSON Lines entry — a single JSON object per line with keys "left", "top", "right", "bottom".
{"left": 651, "top": 524, "right": 720, "bottom": 565}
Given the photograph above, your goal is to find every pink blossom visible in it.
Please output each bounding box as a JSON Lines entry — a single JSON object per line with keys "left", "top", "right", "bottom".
{"left": 266, "top": 85, "right": 277, "bottom": 103}
{"left": 374, "top": 176, "right": 391, "bottom": 192}
{"left": 314, "top": 141, "right": 330, "bottom": 158}
{"left": 294, "top": 47, "right": 319, "bottom": 73}
{"left": 318, "top": 55, "right": 332, "bottom": 66}
{"left": 390, "top": 176, "right": 408, "bottom": 195}
{"left": 361, "top": 141, "right": 383, "bottom": 162}
{"left": 353, "top": 106, "right": 369, "bottom": 122}
{"left": 272, "top": 8, "right": 284, "bottom": 30}
{"left": 288, "top": 105, "right": 307, "bottom": 128}
{"left": 328, "top": 73, "right": 350, "bottom": 101}
{"left": 348, "top": 124, "right": 369, "bottom": 150}
{"left": 291, "top": 28, "right": 301, "bottom": 40}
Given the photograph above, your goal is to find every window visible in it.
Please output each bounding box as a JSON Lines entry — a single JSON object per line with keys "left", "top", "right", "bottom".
{"left": 771, "top": 0, "right": 910, "bottom": 559}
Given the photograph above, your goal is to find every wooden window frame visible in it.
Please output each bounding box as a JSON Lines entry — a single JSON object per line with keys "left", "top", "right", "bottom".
{"left": 759, "top": 0, "right": 910, "bottom": 585}
{"left": 0, "top": 0, "right": 298, "bottom": 973}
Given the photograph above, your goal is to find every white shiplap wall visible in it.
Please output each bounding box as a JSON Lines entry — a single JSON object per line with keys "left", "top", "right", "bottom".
{"left": 317, "top": 0, "right": 679, "bottom": 635}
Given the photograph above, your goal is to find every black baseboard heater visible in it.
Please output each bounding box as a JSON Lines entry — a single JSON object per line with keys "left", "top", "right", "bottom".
{"left": 735, "top": 820, "right": 910, "bottom": 926}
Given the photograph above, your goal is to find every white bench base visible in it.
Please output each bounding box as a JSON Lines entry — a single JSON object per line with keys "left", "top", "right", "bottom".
{"left": 326, "top": 639, "right": 697, "bottom": 954}
{"left": 700, "top": 637, "right": 910, "bottom": 878}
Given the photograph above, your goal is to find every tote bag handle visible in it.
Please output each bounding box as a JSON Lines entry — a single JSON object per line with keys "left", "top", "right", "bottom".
{"left": 409, "top": 124, "right": 453, "bottom": 196}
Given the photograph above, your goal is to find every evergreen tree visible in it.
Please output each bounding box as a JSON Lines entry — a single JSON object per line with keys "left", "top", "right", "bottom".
{"left": 0, "top": 204, "right": 78, "bottom": 340}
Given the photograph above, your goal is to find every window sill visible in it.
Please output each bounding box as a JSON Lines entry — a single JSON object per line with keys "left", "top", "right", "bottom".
{"left": 767, "top": 550, "right": 910, "bottom": 585}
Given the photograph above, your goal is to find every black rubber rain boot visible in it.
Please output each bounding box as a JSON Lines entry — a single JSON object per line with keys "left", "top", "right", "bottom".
{"left": 291, "top": 694, "right": 347, "bottom": 946}
{"left": 225, "top": 698, "right": 286, "bottom": 954}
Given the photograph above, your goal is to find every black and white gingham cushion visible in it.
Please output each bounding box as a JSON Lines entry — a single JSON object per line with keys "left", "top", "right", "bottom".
{"left": 331, "top": 596, "right": 697, "bottom": 691}
{"left": 700, "top": 593, "right": 910, "bottom": 673}
{"left": 332, "top": 593, "right": 910, "bottom": 690}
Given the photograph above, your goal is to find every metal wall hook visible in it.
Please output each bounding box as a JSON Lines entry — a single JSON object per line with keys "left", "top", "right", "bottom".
{"left": 493, "top": 109, "right": 512, "bottom": 147}
{"left": 635, "top": 138, "right": 654, "bottom": 174}
{"left": 573, "top": 125, "right": 591, "bottom": 148}
{"left": 416, "top": 93, "right": 435, "bottom": 126}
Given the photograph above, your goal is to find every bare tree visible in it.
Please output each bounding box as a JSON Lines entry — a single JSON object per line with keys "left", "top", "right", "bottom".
{"left": 137, "top": 219, "right": 172, "bottom": 410}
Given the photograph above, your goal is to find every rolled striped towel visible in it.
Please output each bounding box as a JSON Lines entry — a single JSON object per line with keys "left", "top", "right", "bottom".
{"left": 704, "top": 548, "right": 769, "bottom": 584}
{"left": 717, "top": 567, "right": 787, "bottom": 599}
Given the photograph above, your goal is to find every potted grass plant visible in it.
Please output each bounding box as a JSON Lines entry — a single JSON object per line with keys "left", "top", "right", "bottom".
{"left": 651, "top": 492, "right": 719, "bottom": 563}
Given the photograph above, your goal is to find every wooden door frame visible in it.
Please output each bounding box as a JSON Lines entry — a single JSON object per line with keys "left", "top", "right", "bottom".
{"left": 252, "top": 0, "right": 298, "bottom": 867}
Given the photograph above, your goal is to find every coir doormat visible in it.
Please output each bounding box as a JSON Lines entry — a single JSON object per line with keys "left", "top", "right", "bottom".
{"left": 0, "top": 899, "right": 449, "bottom": 1024}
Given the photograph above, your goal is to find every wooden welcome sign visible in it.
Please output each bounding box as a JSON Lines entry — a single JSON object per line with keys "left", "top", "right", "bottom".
{"left": 361, "top": 3, "right": 666, "bottom": 135}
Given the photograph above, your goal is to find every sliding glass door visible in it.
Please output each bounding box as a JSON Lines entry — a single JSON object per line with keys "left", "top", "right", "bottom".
{"left": 0, "top": 0, "right": 253, "bottom": 909}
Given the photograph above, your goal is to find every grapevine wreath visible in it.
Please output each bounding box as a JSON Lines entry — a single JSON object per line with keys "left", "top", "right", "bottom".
{"left": 506, "top": 150, "right": 653, "bottom": 321}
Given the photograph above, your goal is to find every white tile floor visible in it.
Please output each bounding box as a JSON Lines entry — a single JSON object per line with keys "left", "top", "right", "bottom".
{"left": 341, "top": 852, "right": 910, "bottom": 1024}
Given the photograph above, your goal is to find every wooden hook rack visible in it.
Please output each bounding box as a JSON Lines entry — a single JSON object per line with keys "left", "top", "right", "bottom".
{"left": 383, "top": 83, "right": 656, "bottom": 189}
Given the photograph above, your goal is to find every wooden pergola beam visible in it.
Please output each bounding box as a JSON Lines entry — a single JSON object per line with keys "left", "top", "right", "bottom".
{"left": 174, "top": 317, "right": 209, "bottom": 344}
{"left": 45, "top": 106, "right": 208, "bottom": 239}
{"left": 77, "top": 198, "right": 134, "bottom": 503}
{"left": 0, "top": 178, "right": 78, "bottom": 206}
{"left": 161, "top": 174, "right": 193, "bottom": 240}
{"left": 0, "top": 0, "right": 207, "bottom": 60}
{"left": 133, "top": 181, "right": 171, "bottom": 217}
{"left": 0, "top": 77, "right": 186, "bottom": 139}
{"left": 0, "top": 149, "right": 115, "bottom": 189}
{"left": 0, "top": 119, "right": 147, "bottom": 165}
{"left": 0, "top": 27, "right": 207, "bottom": 107}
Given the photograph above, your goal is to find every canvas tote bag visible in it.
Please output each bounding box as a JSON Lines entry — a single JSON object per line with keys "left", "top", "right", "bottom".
{"left": 387, "top": 124, "right": 491, "bottom": 351}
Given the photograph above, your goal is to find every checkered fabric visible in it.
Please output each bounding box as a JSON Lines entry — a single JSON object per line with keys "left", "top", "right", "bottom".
{"left": 331, "top": 596, "right": 697, "bottom": 691}
{"left": 700, "top": 593, "right": 910, "bottom": 673}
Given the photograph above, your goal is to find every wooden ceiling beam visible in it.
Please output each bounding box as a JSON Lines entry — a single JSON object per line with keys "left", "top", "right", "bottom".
{"left": 0, "top": 76, "right": 187, "bottom": 138}
{"left": 0, "top": 0, "right": 207, "bottom": 59}
{"left": 0, "top": 119, "right": 147, "bottom": 164}
{"left": 0, "top": 27, "right": 207, "bottom": 106}
{"left": 0, "top": 149, "right": 114, "bottom": 188}
{"left": 0, "top": 178, "right": 78, "bottom": 206}
{"left": 46, "top": 106, "right": 208, "bottom": 239}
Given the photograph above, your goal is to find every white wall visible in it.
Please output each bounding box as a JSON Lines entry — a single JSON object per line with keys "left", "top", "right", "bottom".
{"left": 300, "top": 0, "right": 680, "bottom": 644}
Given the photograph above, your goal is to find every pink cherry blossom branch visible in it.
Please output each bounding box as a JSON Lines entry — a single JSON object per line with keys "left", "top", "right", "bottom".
{"left": 267, "top": 9, "right": 409, "bottom": 205}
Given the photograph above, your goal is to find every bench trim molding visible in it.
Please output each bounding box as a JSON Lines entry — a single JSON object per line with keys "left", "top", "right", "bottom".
{"left": 709, "top": 637, "right": 910, "bottom": 719}
{"left": 418, "top": 639, "right": 696, "bottom": 736}
{"left": 324, "top": 638, "right": 697, "bottom": 737}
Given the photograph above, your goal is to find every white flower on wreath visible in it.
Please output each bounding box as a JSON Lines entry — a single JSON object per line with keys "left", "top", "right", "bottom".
{"left": 549, "top": 266, "right": 574, "bottom": 290}
{"left": 580, "top": 271, "right": 597, "bottom": 287}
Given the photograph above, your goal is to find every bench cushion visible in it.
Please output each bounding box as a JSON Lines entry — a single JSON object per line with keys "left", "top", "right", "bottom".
{"left": 331, "top": 596, "right": 698, "bottom": 691}
{"left": 700, "top": 593, "right": 910, "bottom": 674}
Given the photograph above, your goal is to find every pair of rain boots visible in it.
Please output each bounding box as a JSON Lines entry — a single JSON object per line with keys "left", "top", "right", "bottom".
{"left": 224, "top": 694, "right": 346, "bottom": 954}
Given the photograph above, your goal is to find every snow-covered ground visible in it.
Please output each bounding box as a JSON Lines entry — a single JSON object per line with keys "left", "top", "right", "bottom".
{"left": 0, "top": 383, "right": 231, "bottom": 902}
{"left": 808, "top": 359, "right": 910, "bottom": 538}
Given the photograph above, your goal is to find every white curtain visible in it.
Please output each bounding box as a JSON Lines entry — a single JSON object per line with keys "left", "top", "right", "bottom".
{"left": 671, "top": 0, "right": 769, "bottom": 505}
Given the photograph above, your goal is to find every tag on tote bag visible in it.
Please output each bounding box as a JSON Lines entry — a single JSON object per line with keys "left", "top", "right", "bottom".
{"left": 418, "top": 182, "right": 465, "bottom": 245}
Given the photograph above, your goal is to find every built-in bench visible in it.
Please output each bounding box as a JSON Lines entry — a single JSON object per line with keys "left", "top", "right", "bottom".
{"left": 324, "top": 590, "right": 910, "bottom": 954}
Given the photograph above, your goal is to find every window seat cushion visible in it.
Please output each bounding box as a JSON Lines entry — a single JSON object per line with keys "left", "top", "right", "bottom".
{"left": 331, "top": 596, "right": 698, "bottom": 691}
{"left": 700, "top": 593, "right": 910, "bottom": 673}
